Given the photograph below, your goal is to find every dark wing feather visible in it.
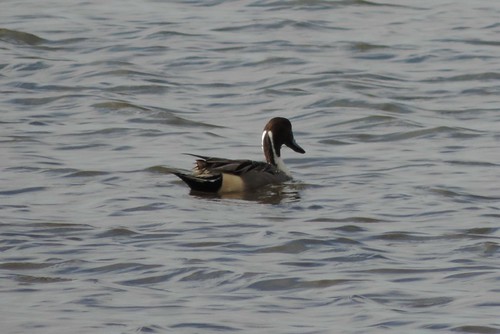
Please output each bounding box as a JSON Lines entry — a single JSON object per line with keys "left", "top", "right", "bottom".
{"left": 185, "top": 154, "right": 280, "bottom": 176}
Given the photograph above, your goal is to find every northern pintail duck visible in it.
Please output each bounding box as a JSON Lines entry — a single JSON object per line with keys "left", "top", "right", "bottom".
{"left": 172, "top": 117, "right": 305, "bottom": 193}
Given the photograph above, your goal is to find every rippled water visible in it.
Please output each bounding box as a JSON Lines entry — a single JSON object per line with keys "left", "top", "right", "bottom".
{"left": 1, "top": 1, "right": 500, "bottom": 333}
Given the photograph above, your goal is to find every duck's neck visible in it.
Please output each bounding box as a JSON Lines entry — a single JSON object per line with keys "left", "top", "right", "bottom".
{"left": 262, "top": 130, "right": 291, "bottom": 176}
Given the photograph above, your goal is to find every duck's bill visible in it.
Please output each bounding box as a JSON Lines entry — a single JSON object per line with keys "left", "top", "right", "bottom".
{"left": 287, "top": 138, "right": 305, "bottom": 154}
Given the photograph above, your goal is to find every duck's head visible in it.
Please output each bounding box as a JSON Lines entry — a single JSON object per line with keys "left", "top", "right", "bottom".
{"left": 261, "top": 117, "right": 305, "bottom": 174}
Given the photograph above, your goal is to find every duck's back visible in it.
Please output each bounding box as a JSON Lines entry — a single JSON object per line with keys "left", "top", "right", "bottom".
{"left": 191, "top": 155, "right": 290, "bottom": 190}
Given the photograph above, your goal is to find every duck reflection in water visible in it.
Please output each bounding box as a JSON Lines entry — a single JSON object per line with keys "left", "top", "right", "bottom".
{"left": 188, "top": 182, "right": 303, "bottom": 204}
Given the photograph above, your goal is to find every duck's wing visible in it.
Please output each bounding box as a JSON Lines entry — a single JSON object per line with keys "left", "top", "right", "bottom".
{"left": 186, "top": 154, "right": 280, "bottom": 176}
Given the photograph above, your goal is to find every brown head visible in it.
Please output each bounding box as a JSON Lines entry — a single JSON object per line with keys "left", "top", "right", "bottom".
{"left": 261, "top": 117, "right": 305, "bottom": 172}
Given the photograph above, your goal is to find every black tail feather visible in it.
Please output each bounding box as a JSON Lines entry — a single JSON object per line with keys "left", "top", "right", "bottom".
{"left": 173, "top": 172, "right": 222, "bottom": 193}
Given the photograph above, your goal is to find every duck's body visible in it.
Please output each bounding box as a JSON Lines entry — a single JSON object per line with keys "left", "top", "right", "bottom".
{"left": 174, "top": 154, "right": 291, "bottom": 193}
{"left": 171, "top": 117, "right": 305, "bottom": 193}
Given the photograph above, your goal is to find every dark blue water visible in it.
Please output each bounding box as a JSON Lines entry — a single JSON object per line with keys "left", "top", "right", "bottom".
{"left": 1, "top": 1, "right": 499, "bottom": 333}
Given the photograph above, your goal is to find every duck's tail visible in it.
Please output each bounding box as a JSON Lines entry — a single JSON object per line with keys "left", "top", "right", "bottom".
{"left": 172, "top": 172, "right": 222, "bottom": 193}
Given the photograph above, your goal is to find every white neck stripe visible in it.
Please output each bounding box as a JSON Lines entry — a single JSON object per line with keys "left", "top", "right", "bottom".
{"left": 262, "top": 130, "right": 291, "bottom": 176}
{"left": 275, "top": 156, "right": 291, "bottom": 176}
{"left": 261, "top": 130, "right": 268, "bottom": 153}
{"left": 267, "top": 131, "right": 277, "bottom": 158}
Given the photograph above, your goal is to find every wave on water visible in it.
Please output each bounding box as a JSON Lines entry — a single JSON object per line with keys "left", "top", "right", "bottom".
{"left": 1, "top": 1, "right": 500, "bottom": 333}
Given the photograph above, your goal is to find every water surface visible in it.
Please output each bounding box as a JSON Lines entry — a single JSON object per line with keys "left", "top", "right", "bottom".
{"left": 1, "top": 1, "right": 500, "bottom": 333}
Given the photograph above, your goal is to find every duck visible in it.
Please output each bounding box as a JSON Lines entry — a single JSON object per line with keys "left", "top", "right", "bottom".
{"left": 171, "top": 117, "right": 305, "bottom": 193}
